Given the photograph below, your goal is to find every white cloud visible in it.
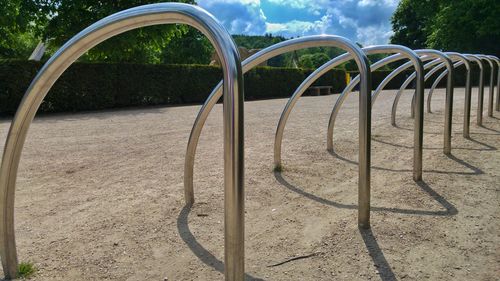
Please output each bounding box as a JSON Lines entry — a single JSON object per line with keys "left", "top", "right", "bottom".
{"left": 198, "top": 0, "right": 260, "bottom": 5}
{"left": 265, "top": 15, "right": 333, "bottom": 36}
{"left": 356, "top": 24, "right": 395, "bottom": 45}
{"left": 198, "top": 0, "right": 267, "bottom": 35}
{"left": 358, "top": 0, "right": 399, "bottom": 7}
{"left": 198, "top": 0, "right": 400, "bottom": 45}
{"left": 266, "top": 0, "right": 330, "bottom": 13}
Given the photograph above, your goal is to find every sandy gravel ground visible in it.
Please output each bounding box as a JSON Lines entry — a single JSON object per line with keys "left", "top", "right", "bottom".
{"left": 0, "top": 87, "right": 498, "bottom": 281}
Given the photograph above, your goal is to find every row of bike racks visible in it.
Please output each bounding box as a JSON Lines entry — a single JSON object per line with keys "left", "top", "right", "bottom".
{"left": 0, "top": 3, "right": 498, "bottom": 280}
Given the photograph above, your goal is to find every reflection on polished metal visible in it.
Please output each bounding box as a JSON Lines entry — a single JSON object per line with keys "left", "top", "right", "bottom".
{"left": 425, "top": 53, "right": 471, "bottom": 138}
{"left": 0, "top": 4, "right": 245, "bottom": 280}
{"left": 184, "top": 35, "right": 372, "bottom": 228}
{"left": 310, "top": 45, "right": 425, "bottom": 181}
{"left": 390, "top": 50, "right": 454, "bottom": 155}
{"left": 478, "top": 55, "right": 495, "bottom": 117}
{"left": 464, "top": 54, "right": 485, "bottom": 125}
{"left": 488, "top": 56, "right": 500, "bottom": 112}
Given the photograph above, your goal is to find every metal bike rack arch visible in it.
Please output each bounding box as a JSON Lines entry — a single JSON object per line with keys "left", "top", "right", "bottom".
{"left": 273, "top": 45, "right": 424, "bottom": 180}
{"left": 0, "top": 4, "right": 245, "bottom": 280}
{"left": 425, "top": 53, "right": 472, "bottom": 137}
{"left": 463, "top": 54, "right": 485, "bottom": 126}
{"left": 425, "top": 54, "right": 468, "bottom": 113}
{"left": 184, "top": 35, "right": 373, "bottom": 228}
{"left": 477, "top": 55, "right": 495, "bottom": 118}
{"left": 369, "top": 56, "right": 441, "bottom": 123}
{"left": 332, "top": 47, "right": 425, "bottom": 180}
{"left": 487, "top": 55, "right": 500, "bottom": 112}
{"left": 381, "top": 50, "right": 454, "bottom": 154}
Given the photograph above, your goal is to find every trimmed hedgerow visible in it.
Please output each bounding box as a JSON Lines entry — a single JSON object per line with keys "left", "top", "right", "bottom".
{"left": 0, "top": 60, "right": 347, "bottom": 115}
{"left": 2, "top": 60, "right": 486, "bottom": 115}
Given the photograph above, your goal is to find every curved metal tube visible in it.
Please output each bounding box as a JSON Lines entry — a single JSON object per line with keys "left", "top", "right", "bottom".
{"left": 391, "top": 50, "right": 454, "bottom": 154}
{"left": 426, "top": 53, "right": 472, "bottom": 138}
{"left": 478, "top": 55, "right": 495, "bottom": 117}
{"left": 396, "top": 58, "right": 447, "bottom": 118}
{"left": 275, "top": 49, "right": 409, "bottom": 165}
{"left": 372, "top": 57, "right": 441, "bottom": 121}
{"left": 0, "top": 4, "right": 245, "bottom": 280}
{"left": 385, "top": 57, "right": 441, "bottom": 129}
{"left": 319, "top": 45, "right": 425, "bottom": 180}
{"left": 276, "top": 51, "right": 362, "bottom": 162}
{"left": 464, "top": 54, "right": 485, "bottom": 125}
{"left": 488, "top": 56, "right": 500, "bottom": 111}
{"left": 370, "top": 57, "right": 438, "bottom": 103}
{"left": 427, "top": 61, "right": 463, "bottom": 114}
{"left": 185, "top": 35, "right": 372, "bottom": 228}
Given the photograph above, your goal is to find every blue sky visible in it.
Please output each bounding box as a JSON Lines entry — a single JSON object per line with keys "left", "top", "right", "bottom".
{"left": 197, "top": 0, "right": 400, "bottom": 46}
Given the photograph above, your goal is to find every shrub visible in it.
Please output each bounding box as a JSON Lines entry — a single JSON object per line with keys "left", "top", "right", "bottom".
{"left": 0, "top": 60, "right": 347, "bottom": 115}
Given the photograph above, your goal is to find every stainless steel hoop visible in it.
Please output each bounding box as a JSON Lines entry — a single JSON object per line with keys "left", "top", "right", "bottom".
{"left": 464, "top": 54, "right": 485, "bottom": 126}
{"left": 274, "top": 50, "right": 411, "bottom": 165}
{"left": 394, "top": 57, "right": 446, "bottom": 119}
{"left": 383, "top": 57, "right": 441, "bottom": 120}
{"left": 487, "top": 56, "right": 500, "bottom": 112}
{"left": 312, "top": 45, "right": 425, "bottom": 181}
{"left": 184, "top": 35, "right": 373, "bottom": 228}
{"left": 427, "top": 61, "right": 463, "bottom": 114}
{"left": 478, "top": 55, "right": 495, "bottom": 118}
{"left": 425, "top": 53, "right": 471, "bottom": 138}
{"left": 0, "top": 4, "right": 245, "bottom": 280}
{"left": 275, "top": 51, "right": 364, "bottom": 166}
{"left": 391, "top": 50, "right": 454, "bottom": 155}
{"left": 488, "top": 56, "right": 500, "bottom": 112}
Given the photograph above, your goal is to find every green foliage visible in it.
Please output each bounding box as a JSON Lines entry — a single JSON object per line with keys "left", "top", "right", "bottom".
{"left": 162, "top": 27, "right": 213, "bottom": 65}
{"left": 298, "top": 53, "right": 330, "bottom": 69}
{"left": 0, "top": 60, "right": 346, "bottom": 114}
{"left": 232, "top": 34, "right": 350, "bottom": 69}
{"left": 1, "top": 0, "right": 212, "bottom": 63}
{"left": 390, "top": 0, "right": 439, "bottom": 49}
{"left": 348, "top": 66, "right": 487, "bottom": 92}
{"left": 0, "top": 0, "right": 46, "bottom": 59}
{"left": 17, "top": 261, "right": 36, "bottom": 279}
{"left": 391, "top": 0, "right": 500, "bottom": 56}
{"left": 426, "top": 0, "right": 500, "bottom": 55}
{"left": 2, "top": 60, "right": 483, "bottom": 115}
{"left": 41, "top": 0, "right": 196, "bottom": 63}
{"left": 244, "top": 66, "right": 346, "bottom": 101}
{"left": 232, "top": 34, "right": 286, "bottom": 49}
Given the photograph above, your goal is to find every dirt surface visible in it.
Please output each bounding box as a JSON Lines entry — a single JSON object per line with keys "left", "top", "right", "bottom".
{"left": 0, "top": 88, "right": 498, "bottom": 281}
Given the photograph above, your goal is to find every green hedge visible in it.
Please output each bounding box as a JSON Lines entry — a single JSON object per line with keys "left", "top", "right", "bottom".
{"left": 1, "top": 60, "right": 489, "bottom": 115}
{"left": 349, "top": 66, "right": 492, "bottom": 91}
{"left": 244, "top": 67, "right": 346, "bottom": 101}
{"left": 0, "top": 60, "right": 347, "bottom": 115}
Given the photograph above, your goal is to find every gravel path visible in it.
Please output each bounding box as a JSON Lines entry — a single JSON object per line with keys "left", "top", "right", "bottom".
{"left": 0, "top": 88, "right": 498, "bottom": 280}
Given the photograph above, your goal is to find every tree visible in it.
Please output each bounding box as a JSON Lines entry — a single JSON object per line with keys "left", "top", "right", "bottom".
{"left": 161, "top": 27, "right": 213, "bottom": 65}
{"left": 390, "top": 0, "right": 439, "bottom": 49}
{"left": 426, "top": 0, "right": 500, "bottom": 56}
{"left": 298, "top": 53, "right": 330, "bottom": 69}
{"left": 40, "top": 0, "right": 196, "bottom": 63}
{"left": 390, "top": 0, "right": 500, "bottom": 56}
{"left": 0, "top": 0, "right": 48, "bottom": 59}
